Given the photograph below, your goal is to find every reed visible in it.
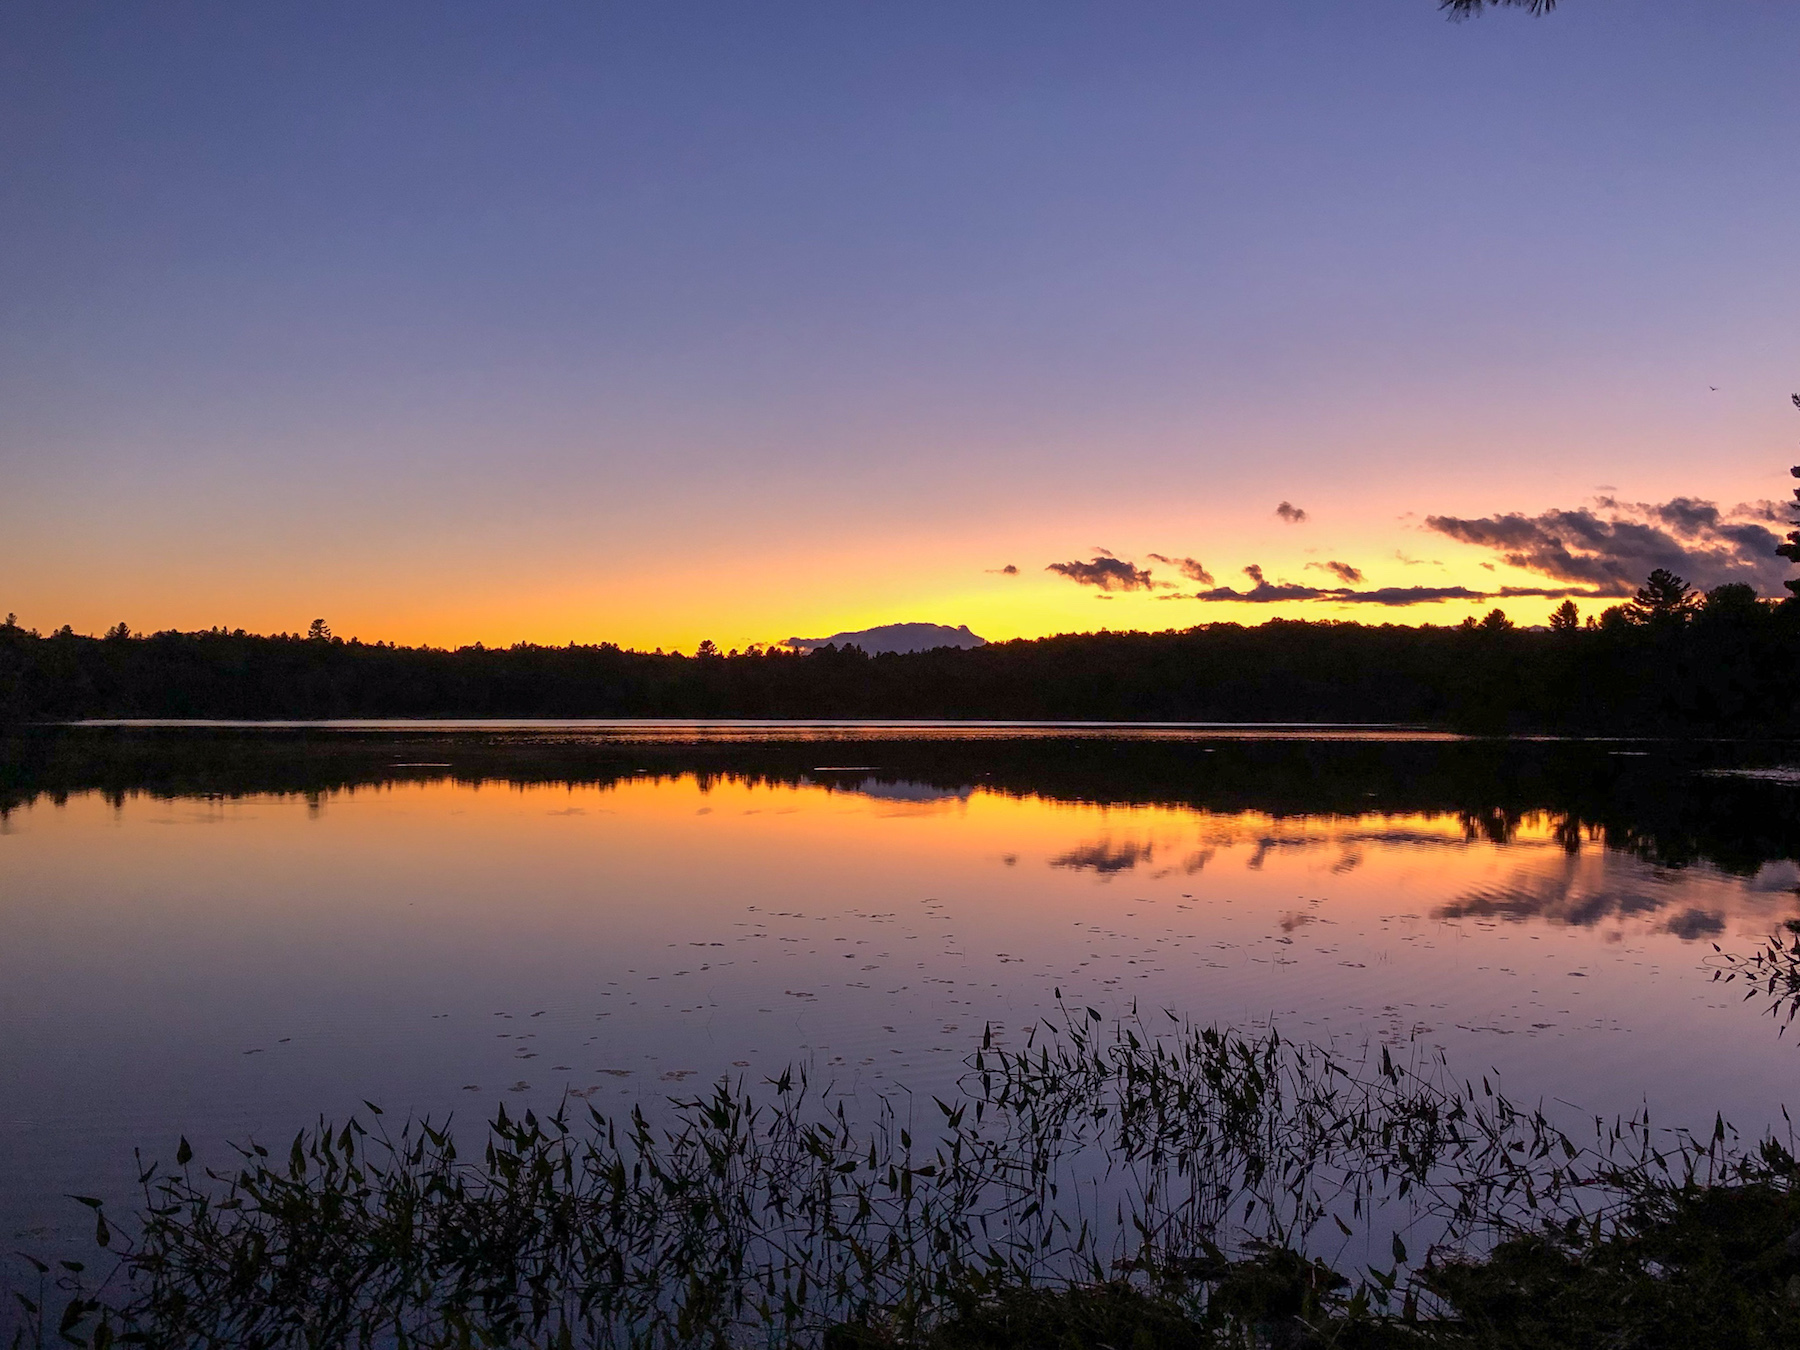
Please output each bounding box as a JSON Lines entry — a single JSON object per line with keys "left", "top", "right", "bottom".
{"left": 10, "top": 1005, "right": 1797, "bottom": 1349}
{"left": 1710, "top": 921, "right": 1800, "bottom": 1038}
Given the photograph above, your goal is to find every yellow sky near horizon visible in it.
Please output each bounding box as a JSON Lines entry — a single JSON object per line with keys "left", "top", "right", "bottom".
{"left": 10, "top": 485, "right": 1791, "bottom": 653}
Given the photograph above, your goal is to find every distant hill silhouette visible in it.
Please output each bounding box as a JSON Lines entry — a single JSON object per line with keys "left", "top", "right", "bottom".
{"left": 783, "top": 622, "right": 986, "bottom": 654}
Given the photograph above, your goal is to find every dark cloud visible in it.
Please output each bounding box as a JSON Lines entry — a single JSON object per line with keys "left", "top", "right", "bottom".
{"left": 1425, "top": 497, "right": 1787, "bottom": 594}
{"left": 1332, "top": 586, "right": 1484, "bottom": 605}
{"left": 1275, "top": 501, "right": 1308, "bottom": 524}
{"left": 1147, "top": 554, "right": 1214, "bottom": 585}
{"left": 1641, "top": 496, "right": 1724, "bottom": 537}
{"left": 987, "top": 564, "right": 1019, "bottom": 575}
{"left": 1306, "top": 560, "right": 1365, "bottom": 584}
{"left": 1492, "top": 586, "right": 1616, "bottom": 600}
{"left": 1046, "top": 555, "right": 1155, "bottom": 592}
{"left": 1194, "top": 580, "right": 1329, "bottom": 603}
{"left": 1731, "top": 500, "right": 1786, "bottom": 524}
{"left": 1242, "top": 563, "right": 1265, "bottom": 585}
{"left": 1354, "top": 585, "right": 1608, "bottom": 605}
{"left": 1187, "top": 583, "right": 1619, "bottom": 606}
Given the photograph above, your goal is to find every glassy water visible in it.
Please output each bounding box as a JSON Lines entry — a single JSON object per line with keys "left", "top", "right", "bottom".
{"left": 4, "top": 724, "right": 1800, "bottom": 1254}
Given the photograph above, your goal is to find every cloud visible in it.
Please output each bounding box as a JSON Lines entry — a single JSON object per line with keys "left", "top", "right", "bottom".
{"left": 1732, "top": 500, "right": 1786, "bottom": 524}
{"left": 1046, "top": 555, "right": 1155, "bottom": 592}
{"left": 1187, "top": 582, "right": 1619, "bottom": 606}
{"left": 1425, "top": 496, "right": 1788, "bottom": 594}
{"left": 1243, "top": 563, "right": 1265, "bottom": 585}
{"left": 1194, "top": 580, "right": 1330, "bottom": 603}
{"left": 1492, "top": 586, "right": 1616, "bottom": 600}
{"left": 1305, "top": 560, "right": 1365, "bottom": 584}
{"left": 1275, "top": 501, "right": 1308, "bottom": 524}
{"left": 1329, "top": 586, "right": 1483, "bottom": 605}
{"left": 1147, "top": 554, "right": 1214, "bottom": 585}
{"left": 986, "top": 564, "right": 1020, "bottom": 575}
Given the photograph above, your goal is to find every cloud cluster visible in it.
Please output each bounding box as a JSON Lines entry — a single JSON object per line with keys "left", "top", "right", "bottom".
{"left": 1048, "top": 551, "right": 1611, "bottom": 608}
{"left": 1188, "top": 582, "right": 1608, "bottom": 606}
{"left": 1425, "top": 496, "right": 1788, "bottom": 595}
{"left": 1045, "top": 554, "right": 1155, "bottom": 592}
{"left": 1036, "top": 492, "right": 1791, "bottom": 611}
{"left": 1147, "top": 554, "right": 1214, "bottom": 585}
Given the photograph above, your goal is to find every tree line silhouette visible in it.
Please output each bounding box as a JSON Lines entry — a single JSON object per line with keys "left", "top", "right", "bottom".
{"left": 6, "top": 729, "right": 1793, "bottom": 880}
{"left": 2, "top": 568, "right": 1797, "bottom": 732}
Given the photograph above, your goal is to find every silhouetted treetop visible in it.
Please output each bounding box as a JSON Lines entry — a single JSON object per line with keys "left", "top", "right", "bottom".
{"left": 1440, "top": 0, "right": 1557, "bottom": 17}
{"left": 1626, "top": 569, "right": 1699, "bottom": 626}
{"left": 1778, "top": 397, "right": 1800, "bottom": 596}
{"left": 2, "top": 567, "right": 1795, "bottom": 734}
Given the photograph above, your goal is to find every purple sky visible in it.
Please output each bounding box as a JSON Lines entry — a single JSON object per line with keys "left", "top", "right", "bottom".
{"left": 3, "top": 1, "right": 1797, "bottom": 647}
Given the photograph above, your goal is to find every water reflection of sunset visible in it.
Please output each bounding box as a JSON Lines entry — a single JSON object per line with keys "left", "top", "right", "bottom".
{"left": 5, "top": 764, "right": 1800, "bottom": 1252}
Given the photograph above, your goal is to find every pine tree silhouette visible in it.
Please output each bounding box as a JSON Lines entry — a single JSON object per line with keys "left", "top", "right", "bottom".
{"left": 1778, "top": 394, "right": 1800, "bottom": 597}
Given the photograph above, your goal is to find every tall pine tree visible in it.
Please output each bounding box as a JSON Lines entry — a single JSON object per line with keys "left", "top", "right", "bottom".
{"left": 1780, "top": 394, "right": 1800, "bottom": 597}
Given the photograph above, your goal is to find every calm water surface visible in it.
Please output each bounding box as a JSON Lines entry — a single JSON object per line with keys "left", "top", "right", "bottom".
{"left": 4, "top": 724, "right": 1800, "bottom": 1252}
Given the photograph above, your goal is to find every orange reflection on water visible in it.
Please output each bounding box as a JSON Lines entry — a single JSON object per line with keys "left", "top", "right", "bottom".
{"left": 3, "top": 770, "right": 1797, "bottom": 1251}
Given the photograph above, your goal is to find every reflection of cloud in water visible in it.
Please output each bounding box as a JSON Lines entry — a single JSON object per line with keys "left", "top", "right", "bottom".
{"left": 1050, "top": 839, "right": 1155, "bottom": 874}
{"left": 1247, "top": 836, "right": 1316, "bottom": 870}
{"left": 1150, "top": 848, "right": 1215, "bottom": 878}
{"left": 1434, "top": 852, "right": 1793, "bottom": 938}
{"left": 1437, "top": 870, "right": 1671, "bottom": 929}
{"left": 1039, "top": 810, "right": 1800, "bottom": 937}
{"left": 1666, "top": 908, "right": 1726, "bottom": 940}
{"left": 1703, "top": 767, "right": 1800, "bottom": 786}
{"left": 833, "top": 778, "right": 974, "bottom": 805}
{"left": 1054, "top": 816, "right": 1567, "bottom": 879}
{"left": 1744, "top": 860, "right": 1800, "bottom": 893}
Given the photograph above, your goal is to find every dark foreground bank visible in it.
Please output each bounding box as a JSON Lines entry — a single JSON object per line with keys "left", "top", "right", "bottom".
{"left": 3, "top": 584, "right": 1798, "bottom": 732}
{"left": 10, "top": 1004, "right": 1800, "bottom": 1349}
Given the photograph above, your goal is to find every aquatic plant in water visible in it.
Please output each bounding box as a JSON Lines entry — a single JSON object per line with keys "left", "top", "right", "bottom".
{"left": 9, "top": 1006, "right": 1795, "bottom": 1348}
{"left": 1710, "top": 922, "right": 1800, "bottom": 1039}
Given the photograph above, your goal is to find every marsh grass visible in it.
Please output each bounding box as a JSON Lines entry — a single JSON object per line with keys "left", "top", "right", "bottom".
{"left": 9, "top": 1005, "right": 1797, "bottom": 1349}
{"left": 1710, "top": 920, "right": 1800, "bottom": 1039}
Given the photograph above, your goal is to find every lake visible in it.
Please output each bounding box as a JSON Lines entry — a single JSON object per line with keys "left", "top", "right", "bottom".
{"left": 4, "top": 722, "right": 1800, "bottom": 1258}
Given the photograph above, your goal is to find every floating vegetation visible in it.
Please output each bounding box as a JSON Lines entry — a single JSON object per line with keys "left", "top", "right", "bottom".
{"left": 9, "top": 1008, "right": 1799, "bottom": 1348}
{"left": 1710, "top": 922, "right": 1800, "bottom": 1038}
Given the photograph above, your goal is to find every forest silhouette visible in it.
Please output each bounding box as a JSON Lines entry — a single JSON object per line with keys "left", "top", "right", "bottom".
{"left": 4, "top": 729, "right": 1795, "bottom": 883}
{"left": 2, "top": 568, "right": 1797, "bottom": 733}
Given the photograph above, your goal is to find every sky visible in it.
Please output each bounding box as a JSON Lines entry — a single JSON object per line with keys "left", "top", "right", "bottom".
{"left": 3, "top": 0, "right": 1798, "bottom": 651}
